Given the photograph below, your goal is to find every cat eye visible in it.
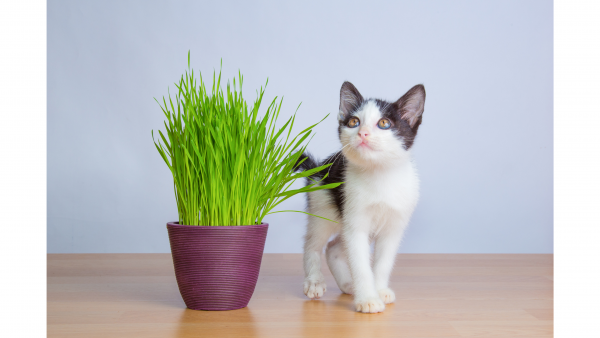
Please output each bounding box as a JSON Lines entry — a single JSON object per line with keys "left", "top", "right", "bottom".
{"left": 347, "top": 117, "right": 360, "bottom": 128}
{"left": 377, "top": 118, "right": 392, "bottom": 130}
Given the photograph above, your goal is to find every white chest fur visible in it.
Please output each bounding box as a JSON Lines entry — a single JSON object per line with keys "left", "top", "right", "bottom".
{"left": 342, "top": 157, "right": 420, "bottom": 225}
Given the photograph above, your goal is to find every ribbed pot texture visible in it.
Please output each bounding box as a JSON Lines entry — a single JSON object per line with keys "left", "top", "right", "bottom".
{"left": 166, "top": 222, "right": 269, "bottom": 311}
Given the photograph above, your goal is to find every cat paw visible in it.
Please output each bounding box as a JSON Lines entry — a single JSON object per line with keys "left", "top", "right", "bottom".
{"left": 378, "top": 288, "right": 396, "bottom": 304}
{"left": 354, "top": 297, "right": 385, "bottom": 313}
{"left": 303, "top": 279, "right": 327, "bottom": 299}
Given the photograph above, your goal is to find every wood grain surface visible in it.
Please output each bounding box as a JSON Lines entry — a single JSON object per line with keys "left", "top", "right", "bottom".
{"left": 48, "top": 253, "right": 553, "bottom": 337}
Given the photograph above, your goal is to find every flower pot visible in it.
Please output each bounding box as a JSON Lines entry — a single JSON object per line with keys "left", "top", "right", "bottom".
{"left": 166, "top": 222, "right": 269, "bottom": 311}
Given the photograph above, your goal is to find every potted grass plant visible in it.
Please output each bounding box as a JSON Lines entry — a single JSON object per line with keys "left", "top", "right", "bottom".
{"left": 152, "top": 54, "right": 340, "bottom": 311}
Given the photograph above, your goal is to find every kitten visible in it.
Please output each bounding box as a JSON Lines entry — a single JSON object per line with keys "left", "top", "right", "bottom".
{"left": 298, "top": 81, "right": 425, "bottom": 313}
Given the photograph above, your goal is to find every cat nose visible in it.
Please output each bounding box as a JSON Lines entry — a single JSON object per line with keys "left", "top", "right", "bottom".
{"left": 359, "top": 130, "right": 369, "bottom": 139}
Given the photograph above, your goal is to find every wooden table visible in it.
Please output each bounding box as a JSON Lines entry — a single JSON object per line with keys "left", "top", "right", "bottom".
{"left": 48, "top": 254, "right": 553, "bottom": 337}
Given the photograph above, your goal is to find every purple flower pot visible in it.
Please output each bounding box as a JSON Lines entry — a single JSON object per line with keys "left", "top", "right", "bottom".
{"left": 166, "top": 222, "right": 269, "bottom": 311}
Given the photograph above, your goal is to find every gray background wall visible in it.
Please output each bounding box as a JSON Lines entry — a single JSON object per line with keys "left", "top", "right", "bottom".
{"left": 48, "top": 0, "right": 553, "bottom": 253}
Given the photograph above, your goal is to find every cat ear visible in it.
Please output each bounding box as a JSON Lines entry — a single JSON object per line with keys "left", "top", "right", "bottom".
{"left": 339, "top": 81, "right": 364, "bottom": 121}
{"left": 395, "top": 84, "right": 426, "bottom": 128}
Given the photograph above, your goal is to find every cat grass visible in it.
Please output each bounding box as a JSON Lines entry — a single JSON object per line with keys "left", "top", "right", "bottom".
{"left": 152, "top": 54, "right": 340, "bottom": 226}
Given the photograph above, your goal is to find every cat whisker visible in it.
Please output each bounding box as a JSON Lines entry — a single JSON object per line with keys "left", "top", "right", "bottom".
{"left": 323, "top": 143, "right": 351, "bottom": 178}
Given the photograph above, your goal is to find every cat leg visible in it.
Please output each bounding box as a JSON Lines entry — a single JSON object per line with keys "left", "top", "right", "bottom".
{"left": 303, "top": 210, "right": 337, "bottom": 299}
{"left": 342, "top": 215, "right": 385, "bottom": 313}
{"left": 325, "top": 236, "right": 353, "bottom": 294}
{"left": 372, "top": 223, "right": 405, "bottom": 304}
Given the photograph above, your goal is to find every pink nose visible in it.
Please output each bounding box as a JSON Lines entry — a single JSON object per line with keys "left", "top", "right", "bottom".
{"left": 359, "top": 131, "right": 369, "bottom": 140}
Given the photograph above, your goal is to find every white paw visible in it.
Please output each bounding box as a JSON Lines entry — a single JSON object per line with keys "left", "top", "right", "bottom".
{"left": 303, "top": 279, "right": 327, "bottom": 299}
{"left": 378, "top": 288, "right": 396, "bottom": 304}
{"left": 354, "top": 296, "right": 385, "bottom": 313}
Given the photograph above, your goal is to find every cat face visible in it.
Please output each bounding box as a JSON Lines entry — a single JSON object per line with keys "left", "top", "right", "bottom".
{"left": 337, "top": 82, "right": 425, "bottom": 166}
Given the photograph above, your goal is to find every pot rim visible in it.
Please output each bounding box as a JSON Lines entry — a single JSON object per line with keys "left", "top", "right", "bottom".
{"left": 167, "top": 221, "right": 269, "bottom": 228}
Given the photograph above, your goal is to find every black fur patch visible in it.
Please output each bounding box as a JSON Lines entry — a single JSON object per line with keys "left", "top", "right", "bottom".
{"left": 374, "top": 98, "right": 421, "bottom": 150}
{"left": 295, "top": 152, "right": 319, "bottom": 172}
{"left": 299, "top": 151, "right": 347, "bottom": 218}
{"left": 338, "top": 81, "right": 365, "bottom": 139}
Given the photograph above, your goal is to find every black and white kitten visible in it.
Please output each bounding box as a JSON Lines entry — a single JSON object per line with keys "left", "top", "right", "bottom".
{"left": 299, "top": 81, "right": 425, "bottom": 313}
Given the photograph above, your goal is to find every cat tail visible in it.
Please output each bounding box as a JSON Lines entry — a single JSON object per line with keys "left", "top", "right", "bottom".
{"left": 295, "top": 152, "right": 318, "bottom": 172}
